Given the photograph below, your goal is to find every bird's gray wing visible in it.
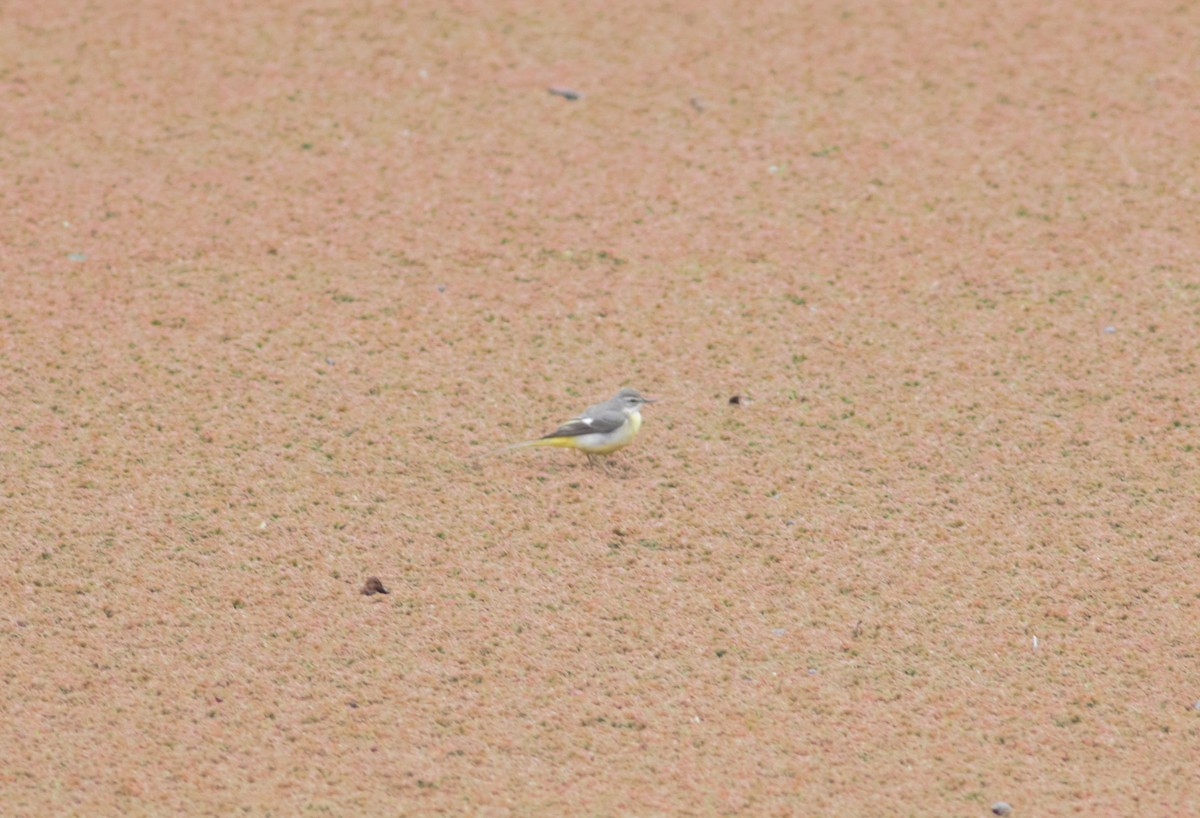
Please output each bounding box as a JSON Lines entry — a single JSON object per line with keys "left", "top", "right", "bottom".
{"left": 542, "top": 408, "right": 626, "bottom": 438}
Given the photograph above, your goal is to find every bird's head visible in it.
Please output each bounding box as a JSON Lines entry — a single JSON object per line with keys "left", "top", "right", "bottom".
{"left": 615, "top": 387, "right": 656, "bottom": 412}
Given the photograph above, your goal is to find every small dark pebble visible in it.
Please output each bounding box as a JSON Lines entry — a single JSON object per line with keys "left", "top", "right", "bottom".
{"left": 729, "top": 395, "right": 743, "bottom": 405}
{"left": 348, "top": 700, "right": 359, "bottom": 708}
{"left": 991, "top": 802, "right": 1012, "bottom": 816}
{"left": 548, "top": 87, "right": 582, "bottom": 101}
{"left": 362, "top": 577, "right": 389, "bottom": 595}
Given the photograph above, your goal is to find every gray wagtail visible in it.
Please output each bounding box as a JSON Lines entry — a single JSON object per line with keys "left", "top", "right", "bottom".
{"left": 500, "top": 387, "right": 656, "bottom": 465}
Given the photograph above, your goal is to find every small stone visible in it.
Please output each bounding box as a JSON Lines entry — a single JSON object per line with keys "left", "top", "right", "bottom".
{"left": 991, "top": 802, "right": 1013, "bottom": 816}
{"left": 362, "top": 577, "right": 389, "bottom": 595}
{"left": 729, "top": 395, "right": 743, "bottom": 405}
{"left": 67, "top": 252, "right": 87, "bottom": 262}
{"left": 1192, "top": 700, "right": 1200, "bottom": 711}
{"left": 1103, "top": 326, "right": 1116, "bottom": 334}
{"left": 548, "top": 87, "right": 582, "bottom": 101}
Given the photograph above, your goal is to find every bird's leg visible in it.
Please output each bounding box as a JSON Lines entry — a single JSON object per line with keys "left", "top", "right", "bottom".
{"left": 585, "top": 453, "right": 597, "bottom": 468}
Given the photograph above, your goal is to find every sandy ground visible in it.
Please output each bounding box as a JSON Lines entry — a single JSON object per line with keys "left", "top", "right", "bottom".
{"left": 3, "top": 0, "right": 1199, "bottom": 815}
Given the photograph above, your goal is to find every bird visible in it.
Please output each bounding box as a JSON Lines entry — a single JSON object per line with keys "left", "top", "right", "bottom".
{"left": 500, "top": 387, "right": 656, "bottom": 466}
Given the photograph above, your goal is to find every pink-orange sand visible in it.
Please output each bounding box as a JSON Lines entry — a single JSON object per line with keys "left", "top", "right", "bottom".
{"left": 3, "top": 1, "right": 1199, "bottom": 814}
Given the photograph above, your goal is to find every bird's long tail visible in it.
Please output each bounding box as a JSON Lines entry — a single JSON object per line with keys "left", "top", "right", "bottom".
{"left": 484, "top": 437, "right": 574, "bottom": 457}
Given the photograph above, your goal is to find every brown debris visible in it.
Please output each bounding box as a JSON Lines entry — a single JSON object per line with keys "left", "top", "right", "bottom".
{"left": 361, "top": 577, "right": 389, "bottom": 596}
